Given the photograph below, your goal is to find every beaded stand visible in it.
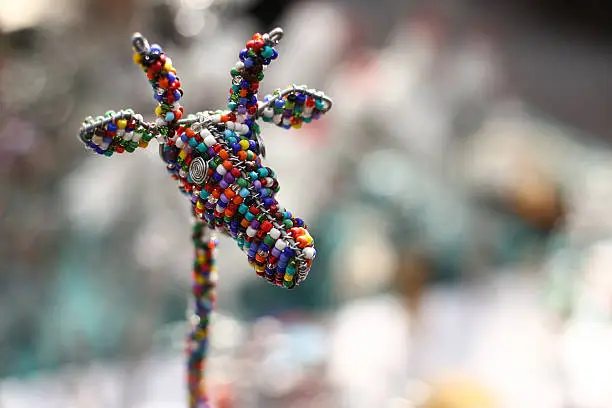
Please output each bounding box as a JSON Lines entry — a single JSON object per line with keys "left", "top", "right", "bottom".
{"left": 78, "top": 28, "right": 332, "bottom": 407}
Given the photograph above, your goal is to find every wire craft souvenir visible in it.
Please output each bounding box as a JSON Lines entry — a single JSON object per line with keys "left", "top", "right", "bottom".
{"left": 78, "top": 27, "right": 332, "bottom": 407}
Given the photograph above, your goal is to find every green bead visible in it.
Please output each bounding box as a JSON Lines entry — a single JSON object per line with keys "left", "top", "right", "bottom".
{"left": 230, "top": 68, "right": 240, "bottom": 77}
{"left": 232, "top": 84, "right": 240, "bottom": 92}
{"left": 246, "top": 151, "right": 254, "bottom": 160}
{"left": 256, "top": 72, "right": 265, "bottom": 81}
{"left": 256, "top": 213, "right": 266, "bottom": 222}
{"left": 252, "top": 123, "right": 261, "bottom": 134}
{"left": 105, "top": 110, "right": 115, "bottom": 117}
{"left": 237, "top": 178, "right": 248, "bottom": 187}
{"left": 283, "top": 219, "right": 293, "bottom": 228}
{"left": 263, "top": 235, "right": 275, "bottom": 246}
{"left": 283, "top": 280, "right": 293, "bottom": 288}
{"left": 228, "top": 102, "right": 237, "bottom": 110}
{"left": 273, "top": 185, "right": 280, "bottom": 193}
{"left": 248, "top": 49, "right": 257, "bottom": 58}
{"left": 245, "top": 212, "right": 255, "bottom": 221}
{"left": 285, "top": 101, "right": 295, "bottom": 110}
{"left": 125, "top": 145, "right": 136, "bottom": 153}
{"left": 262, "top": 116, "right": 272, "bottom": 122}
{"left": 104, "top": 150, "right": 113, "bottom": 157}
{"left": 142, "top": 132, "right": 153, "bottom": 142}
{"left": 261, "top": 46, "right": 274, "bottom": 59}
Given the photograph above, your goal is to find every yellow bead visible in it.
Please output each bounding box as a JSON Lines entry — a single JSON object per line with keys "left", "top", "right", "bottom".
{"left": 196, "top": 201, "right": 204, "bottom": 210}
{"left": 239, "top": 140, "right": 250, "bottom": 150}
{"left": 164, "top": 61, "right": 173, "bottom": 72}
{"left": 255, "top": 265, "right": 265, "bottom": 273}
{"left": 179, "top": 150, "right": 187, "bottom": 159}
{"left": 132, "top": 53, "right": 142, "bottom": 65}
{"left": 197, "top": 255, "right": 206, "bottom": 263}
{"left": 139, "top": 140, "right": 149, "bottom": 148}
{"left": 284, "top": 274, "right": 293, "bottom": 282}
{"left": 291, "top": 122, "right": 303, "bottom": 129}
{"left": 116, "top": 119, "right": 127, "bottom": 129}
{"left": 155, "top": 105, "right": 163, "bottom": 117}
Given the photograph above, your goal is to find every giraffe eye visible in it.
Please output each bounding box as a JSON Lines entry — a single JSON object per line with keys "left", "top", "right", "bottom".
{"left": 189, "top": 156, "right": 209, "bottom": 185}
{"left": 256, "top": 133, "right": 266, "bottom": 158}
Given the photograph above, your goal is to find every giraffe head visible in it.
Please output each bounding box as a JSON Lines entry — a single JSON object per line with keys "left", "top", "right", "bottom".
{"left": 78, "top": 28, "right": 332, "bottom": 288}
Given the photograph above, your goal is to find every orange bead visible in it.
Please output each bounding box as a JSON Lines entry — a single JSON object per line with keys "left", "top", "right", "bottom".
{"left": 224, "top": 188, "right": 235, "bottom": 199}
{"left": 219, "top": 149, "right": 229, "bottom": 160}
{"left": 159, "top": 77, "right": 169, "bottom": 88}
{"left": 220, "top": 114, "right": 228, "bottom": 122}
{"left": 211, "top": 189, "right": 221, "bottom": 199}
{"left": 185, "top": 128, "right": 195, "bottom": 138}
{"left": 296, "top": 236, "right": 310, "bottom": 248}
{"left": 237, "top": 151, "right": 247, "bottom": 160}
{"left": 239, "top": 89, "right": 248, "bottom": 97}
{"left": 241, "top": 219, "right": 250, "bottom": 228}
{"left": 222, "top": 161, "right": 233, "bottom": 170}
{"left": 232, "top": 196, "right": 244, "bottom": 204}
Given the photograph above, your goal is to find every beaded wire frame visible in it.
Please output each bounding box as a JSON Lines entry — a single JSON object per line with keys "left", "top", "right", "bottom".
{"left": 78, "top": 27, "right": 332, "bottom": 407}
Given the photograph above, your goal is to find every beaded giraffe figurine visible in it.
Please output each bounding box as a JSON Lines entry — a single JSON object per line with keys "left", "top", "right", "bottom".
{"left": 78, "top": 27, "right": 332, "bottom": 407}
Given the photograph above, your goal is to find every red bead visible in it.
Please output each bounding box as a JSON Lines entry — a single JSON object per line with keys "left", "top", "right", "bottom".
{"left": 246, "top": 40, "right": 255, "bottom": 49}
{"left": 230, "top": 168, "right": 241, "bottom": 177}
{"left": 248, "top": 105, "right": 257, "bottom": 115}
{"left": 151, "top": 61, "right": 162, "bottom": 73}
{"left": 228, "top": 112, "right": 237, "bottom": 122}
{"left": 249, "top": 206, "right": 260, "bottom": 214}
{"left": 261, "top": 220, "right": 273, "bottom": 232}
{"left": 174, "top": 110, "right": 183, "bottom": 120}
{"left": 252, "top": 39, "right": 264, "bottom": 51}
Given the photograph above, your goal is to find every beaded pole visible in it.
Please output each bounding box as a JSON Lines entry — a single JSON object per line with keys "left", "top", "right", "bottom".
{"left": 78, "top": 28, "right": 332, "bottom": 407}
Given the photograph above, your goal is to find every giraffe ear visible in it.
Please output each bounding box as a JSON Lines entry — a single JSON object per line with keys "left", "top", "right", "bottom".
{"left": 79, "top": 110, "right": 157, "bottom": 155}
{"left": 257, "top": 85, "right": 332, "bottom": 130}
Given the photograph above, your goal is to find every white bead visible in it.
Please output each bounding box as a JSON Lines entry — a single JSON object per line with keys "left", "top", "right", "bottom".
{"left": 134, "top": 113, "right": 143, "bottom": 122}
{"left": 155, "top": 118, "right": 166, "bottom": 127}
{"left": 100, "top": 142, "right": 109, "bottom": 150}
{"left": 263, "top": 108, "right": 274, "bottom": 118}
{"left": 269, "top": 228, "right": 281, "bottom": 239}
{"left": 191, "top": 122, "right": 202, "bottom": 132}
{"left": 226, "top": 121, "right": 235, "bottom": 130}
{"left": 235, "top": 61, "right": 244, "bottom": 70}
{"left": 116, "top": 129, "right": 125, "bottom": 138}
{"left": 175, "top": 138, "right": 185, "bottom": 148}
{"left": 303, "top": 247, "right": 316, "bottom": 259}
{"left": 216, "top": 165, "right": 227, "bottom": 175}
{"left": 179, "top": 168, "right": 187, "bottom": 178}
{"left": 204, "top": 135, "right": 217, "bottom": 147}
{"left": 123, "top": 131, "right": 134, "bottom": 141}
{"left": 132, "top": 132, "right": 142, "bottom": 142}
{"left": 282, "top": 118, "right": 291, "bottom": 126}
{"left": 155, "top": 134, "right": 165, "bottom": 143}
{"left": 210, "top": 114, "right": 221, "bottom": 122}
{"left": 246, "top": 226, "right": 257, "bottom": 237}
{"left": 273, "top": 114, "right": 282, "bottom": 124}
{"left": 216, "top": 204, "right": 224, "bottom": 213}
{"left": 275, "top": 239, "right": 287, "bottom": 250}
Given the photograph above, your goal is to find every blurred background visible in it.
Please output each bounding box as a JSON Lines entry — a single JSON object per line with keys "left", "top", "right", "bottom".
{"left": 1, "top": 0, "right": 612, "bottom": 407}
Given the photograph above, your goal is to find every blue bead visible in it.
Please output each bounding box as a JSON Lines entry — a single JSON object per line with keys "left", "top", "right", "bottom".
{"left": 240, "top": 80, "right": 249, "bottom": 88}
{"left": 263, "top": 198, "right": 274, "bottom": 207}
{"left": 271, "top": 49, "right": 278, "bottom": 59}
{"left": 154, "top": 92, "right": 163, "bottom": 101}
{"left": 165, "top": 112, "right": 175, "bottom": 122}
{"left": 249, "top": 140, "right": 257, "bottom": 151}
{"left": 224, "top": 129, "right": 233, "bottom": 138}
{"left": 262, "top": 58, "right": 271, "bottom": 65}
{"left": 239, "top": 98, "right": 248, "bottom": 105}
{"left": 274, "top": 99, "right": 285, "bottom": 109}
{"left": 232, "top": 143, "right": 241, "bottom": 153}
{"left": 239, "top": 49, "right": 249, "bottom": 60}
{"left": 296, "top": 93, "right": 307, "bottom": 104}
{"left": 107, "top": 123, "right": 118, "bottom": 132}
{"left": 150, "top": 44, "right": 162, "bottom": 53}
{"left": 181, "top": 133, "right": 189, "bottom": 142}
{"left": 259, "top": 244, "right": 270, "bottom": 251}
{"left": 212, "top": 173, "right": 222, "bottom": 182}
{"left": 103, "top": 137, "right": 113, "bottom": 143}
{"left": 294, "top": 218, "right": 304, "bottom": 227}
{"left": 239, "top": 188, "right": 250, "bottom": 198}
{"left": 189, "top": 138, "right": 198, "bottom": 147}
{"left": 244, "top": 58, "right": 254, "bottom": 68}
{"left": 259, "top": 189, "right": 268, "bottom": 197}
{"left": 174, "top": 90, "right": 181, "bottom": 101}
{"left": 167, "top": 72, "right": 176, "bottom": 82}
